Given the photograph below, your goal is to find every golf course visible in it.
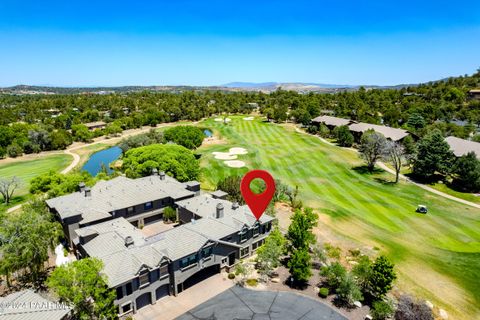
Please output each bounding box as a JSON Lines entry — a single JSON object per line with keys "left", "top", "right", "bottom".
{"left": 198, "top": 116, "right": 480, "bottom": 320}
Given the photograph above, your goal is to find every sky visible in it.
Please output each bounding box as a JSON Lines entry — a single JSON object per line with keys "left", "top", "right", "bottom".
{"left": 0, "top": 0, "right": 479, "bottom": 87}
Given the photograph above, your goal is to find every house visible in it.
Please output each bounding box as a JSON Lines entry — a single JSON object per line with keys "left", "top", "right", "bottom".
{"left": 84, "top": 121, "right": 106, "bottom": 130}
{"left": 73, "top": 194, "right": 274, "bottom": 316}
{"left": 348, "top": 122, "right": 409, "bottom": 142}
{"left": 468, "top": 89, "right": 480, "bottom": 100}
{"left": 311, "top": 115, "right": 355, "bottom": 130}
{"left": 0, "top": 290, "right": 71, "bottom": 320}
{"left": 445, "top": 136, "right": 480, "bottom": 159}
{"left": 46, "top": 172, "right": 197, "bottom": 247}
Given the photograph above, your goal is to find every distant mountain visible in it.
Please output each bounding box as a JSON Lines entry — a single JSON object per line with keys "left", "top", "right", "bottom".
{"left": 223, "top": 82, "right": 356, "bottom": 89}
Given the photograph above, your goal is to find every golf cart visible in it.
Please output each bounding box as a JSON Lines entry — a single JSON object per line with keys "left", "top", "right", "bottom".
{"left": 416, "top": 205, "right": 428, "bottom": 214}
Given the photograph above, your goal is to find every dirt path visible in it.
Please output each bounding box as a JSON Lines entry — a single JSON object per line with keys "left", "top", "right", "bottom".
{"left": 294, "top": 127, "right": 480, "bottom": 209}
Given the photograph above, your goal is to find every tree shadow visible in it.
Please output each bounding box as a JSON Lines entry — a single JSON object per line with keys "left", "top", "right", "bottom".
{"left": 352, "top": 165, "right": 383, "bottom": 175}
{"left": 284, "top": 276, "right": 309, "bottom": 291}
{"left": 373, "top": 177, "right": 396, "bottom": 185}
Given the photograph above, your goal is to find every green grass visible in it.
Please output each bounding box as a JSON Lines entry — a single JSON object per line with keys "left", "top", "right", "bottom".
{"left": 428, "top": 182, "right": 480, "bottom": 204}
{"left": 197, "top": 116, "right": 480, "bottom": 319}
{"left": 0, "top": 154, "right": 72, "bottom": 196}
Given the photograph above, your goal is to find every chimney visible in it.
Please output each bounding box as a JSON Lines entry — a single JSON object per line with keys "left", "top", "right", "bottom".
{"left": 125, "top": 236, "right": 134, "bottom": 247}
{"left": 152, "top": 168, "right": 158, "bottom": 176}
{"left": 159, "top": 171, "right": 166, "bottom": 180}
{"left": 84, "top": 187, "right": 91, "bottom": 197}
{"left": 216, "top": 203, "right": 224, "bottom": 219}
{"left": 78, "top": 182, "right": 86, "bottom": 193}
{"left": 232, "top": 202, "right": 239, "bottom": 210}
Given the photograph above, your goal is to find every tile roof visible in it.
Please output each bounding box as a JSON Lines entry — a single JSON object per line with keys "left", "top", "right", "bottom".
{"left": 348, "top": 122, "right": 409, "bottom": 141}
{"left": 46, "top": 175, "right": 195, "bottom": 221}
{"left": 0, "top": 290, "right": 70, "bottom": 320}
{"left": 446, "top": 136, "right": 480, "bottom": 158}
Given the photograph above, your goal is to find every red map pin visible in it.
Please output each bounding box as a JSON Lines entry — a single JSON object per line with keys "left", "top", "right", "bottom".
{"left": 240, "top": 170, "right": 276, "bottom": 220}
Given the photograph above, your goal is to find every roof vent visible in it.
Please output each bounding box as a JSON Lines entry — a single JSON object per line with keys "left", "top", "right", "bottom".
{"left": 216, "top": 203, "right": 224, "bottom": 219}
{"left": 152, "top": 168, "right": 158, "bottom": 176}
{"left": 125, "top": 236, "right": 134, "bottom": 247}
{"left": 78, "top": 182, "right": 86, "bottom": 193}
{"left": 84, "top": 187, "right": 91, "bottom": 197}
{"left": 232, "top": 202, "right": 239, "bottom": 210}
{"left": 159, "top": 171, "right": 166, "bottom": 180}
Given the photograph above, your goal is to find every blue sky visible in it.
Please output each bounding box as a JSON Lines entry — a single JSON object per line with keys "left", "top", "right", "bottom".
{"left": 0, "top": 0, "right": 479, "bottom": 86}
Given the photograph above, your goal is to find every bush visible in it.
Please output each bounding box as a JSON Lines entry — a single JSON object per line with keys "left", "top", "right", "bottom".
{"left": 371, "top": 300, "right": 395, "bottom": 320}
{"left": 333, "top": 125, "right": 354, "bottom": 147}
{"left": 6, "top": 143, "right": 23, "bottom": 158}
{"left": 319, "top": 287, "right": 329, "bottom": 298}
{"left": 246, "top": 278, "right": 258, "bottom": 286}
{"left": 163, "top": 125, "right": 205, "bottom": 149}
{"left": 163, "top": 206, "right": 177, "bottom": 222}
{"left": 228, "top": 273, "right": 236, "bottom": 279}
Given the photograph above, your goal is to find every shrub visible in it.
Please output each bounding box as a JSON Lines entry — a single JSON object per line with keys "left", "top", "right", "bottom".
{"left": 333, "top": 125, "right": 354, "bottom": 147}
{"left": 246, "top": 278, "right": 258, "bottom": 286}
{"left": 228, "top": 273, "right": 236, "bottom": 279}
{"left": 163, "top": 206, "right": 177, "bottom": 222}
{"left": 319, "top": 287, "right": 329, "bottom": 298}
{"left": 6, "top": 143, "right": 23, "bottom": 158}
{"left": 371, "top": 300, "right": 395, "bottom": 320}
{"left": 163, "top": 125, "right": 205, "bottom": 149}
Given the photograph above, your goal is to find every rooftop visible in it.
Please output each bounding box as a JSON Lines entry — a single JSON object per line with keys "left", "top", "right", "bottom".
{"left": 311, "top": 115, "right": 353, "bottom": 127}
{"left": 348, "top": 122, "right": 409, "bottom": 141}
{"left": 446, "top": 136, "right": 480, "bottom": 158}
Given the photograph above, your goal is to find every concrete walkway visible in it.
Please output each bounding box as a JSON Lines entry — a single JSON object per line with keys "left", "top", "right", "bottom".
{"left": 294, "top": 127, "right": 480, "bottom": 209}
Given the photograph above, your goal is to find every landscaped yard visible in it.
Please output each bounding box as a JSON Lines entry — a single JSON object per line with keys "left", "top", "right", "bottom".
{"left": 0, "top": 153, "right": 72, "bottom": 197}
{"left": 197, "top": 116, "right": 480, "bottom": 320}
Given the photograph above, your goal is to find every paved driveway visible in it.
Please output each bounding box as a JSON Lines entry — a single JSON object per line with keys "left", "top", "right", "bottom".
{"left": 134, "top": 272, "right": 234, "bottom": 320}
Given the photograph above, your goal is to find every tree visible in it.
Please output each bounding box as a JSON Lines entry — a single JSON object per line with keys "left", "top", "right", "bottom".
{"left": 163, "top": 125, "right": 205, "bottom": 149}
{"left": 122, "top": 144, "right": 199, "bottom": 182}
{"left": 71, "top": 124, "right": 93, "bottom": 142}
{"left": 334, "top": 125, "right": 354, "bottom": 147}
{"left": 288, "top": 247, "right": 312, "bottom": 283}
{"left": 401, "top": 135, "right": 417, "bottom": 167}
{"left": 0, "top": 199, "right": 62, "bottom": 285}
{"left": 351, "top": 255, "right": 372, "bottom": 292}
{"left": 367, "top": 255, "right": 396, "bottom": 300}
{"left": 47, "top": 258, "right": 117, "bottom": 320}
{"left": 359, "top": 130, "right": 387, "bottom": 172}
{"left": 406, "top": 113, "right": 426, "bottom": 130}
{"left": 6, "top": 142, "right": 23, "bottom": 158}
{"left": 413, "top": 129, "right": 455, "bottom": 179}
{"left": 320, "top": 262, "right": 347, "bottom": 289}
{"left": 256, "top": 228, "right": 286, "bottom": 278}
{"left": 395, "top": 294, "right": 433, "bottom": 320}
{"left": 104, "top": 123, "right": 122, "bottom": 136}
{"left": 452, "top": 152, "right": 480, "bottom": 192}
{"left": 0, "top": 176, "right": 20, "bottom": 204}
{"left": 163, "top": 206, "right": 177, "bottom": 222}
{"left": 384, "top": 141, "right": 404, "bottom": 183}
{"left": 286, "top": 207, "right": 318, "bottom": 251}
{"left": 216, "top": 175, "right": 244, "bottom": 204}
{"left": 371, "top": 299, "right": 395, "bottom": 320}
{"left": 336, "top": 273, "right": 363, "bottom": 305}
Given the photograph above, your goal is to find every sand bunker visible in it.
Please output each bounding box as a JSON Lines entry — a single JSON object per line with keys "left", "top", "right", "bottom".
{"left": 213, "top": 152, "right": 238, "bottom": 160}
{"left": 243, "top": 116, "right": 254, "bottom": 121}
{"left": 214, "top": 117, "right": 231, "bottom": 122}
{"left": 229, "top": 147, "right": 248, "bottom": 155}
{"left": 224, "top": 160, "right": 246, "bottom": 168}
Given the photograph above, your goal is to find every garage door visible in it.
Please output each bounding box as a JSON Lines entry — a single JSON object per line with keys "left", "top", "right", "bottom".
{"left": 135, "top": 292, "right": 152, "bottom": 310}
{"left": 156, "top": 284, "right": 169, "bottom": 300}
{"left": 144, "top": 214, "right": 163, "bottom": 225}
{"left": 182, "top": 264, "right": 220, "bottom": 291}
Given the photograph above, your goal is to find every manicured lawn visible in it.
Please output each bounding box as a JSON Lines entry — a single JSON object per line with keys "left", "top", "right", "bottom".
{"left": 198, "top": 116, "right": 480, "bottom": 320}
{"left": 0, "top": 153, "right": 72, "bottom": 196}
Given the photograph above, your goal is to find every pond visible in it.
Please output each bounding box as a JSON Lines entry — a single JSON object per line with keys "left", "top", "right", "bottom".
{"left": 204, "top": 129, "right": 213, "bottom": 137}
{"left": 82, "top": 146, "right": 122, "bottom": 176}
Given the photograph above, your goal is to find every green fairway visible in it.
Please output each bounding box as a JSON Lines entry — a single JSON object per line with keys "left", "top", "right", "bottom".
{"left": 0, "top": 153, "right": 72, "bottom": 196}
{"left": 198, "top": 116, "right": 480, "bottom": 319}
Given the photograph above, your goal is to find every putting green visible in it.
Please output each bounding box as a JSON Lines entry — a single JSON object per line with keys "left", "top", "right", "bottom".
{"left": 198, "top": 116, "right": 480, "bottom": 320}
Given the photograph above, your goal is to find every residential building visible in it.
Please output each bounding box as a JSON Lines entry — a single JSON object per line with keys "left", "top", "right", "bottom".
{"left": 84, "top": 121, "right": 106, "bottom": 130}
{"left": 46, "top": 172, "right": 197, "bottom": 247}
{"left": 0, "top": 290, "right": 71, "bottom": 320}
{"left": 445, "top": 136, "right": 480, "bottom": 159}
{"left": 311, "top": 115, "right": 355, "bottom": 130}
{"left": 348, "top": 122, "right": 409, "bottom": 142}
{"left": 468, "top": 89, "right": 480, "bottom": 100}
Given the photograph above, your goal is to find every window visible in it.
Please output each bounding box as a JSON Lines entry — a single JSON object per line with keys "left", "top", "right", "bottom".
{"left": 139, "top": 271, "right": 150, "bottom": 287}
{"left": 180, "top": 254, "right": 197, "bottom": 269}
{"left": 121, "top": 303, "right": 132, "bottom": 314}
{"left": 226, "top": 236, "right": 233, "bottom": 242}
{"left": 127, "top": 207, "right": 135, "bottom": 215}
{"left": 266, "top": 223, "right": 272, "bottom": 232}
{"left": 126, "top": 282, "right": 133, "bottom": 295}
{"left": 253, "top": 226, "right": 259, "bottom": 237}
{"left": 144, "top": 202, "right": 153, "bottom": 210}
{"left": 240, "top": 231, "right": 248, "bottom": 242}
{"left": 240, "top": 246, "right": 250, "bottom": 258}
{"left": 159, "top": 264, "right": 169, "bottom": 278}
{"left": 202, "top": 247, "right": 213, "bottom": 258}
{"left": 116, "top": 287, "right": 124, "bottom": 299}
{"left": 252, "top": 239, "right": 264, "bottom": 251}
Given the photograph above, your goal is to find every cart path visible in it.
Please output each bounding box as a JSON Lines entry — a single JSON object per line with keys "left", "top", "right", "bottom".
{"left": 294, "top": 127, "right": 480, "bottom": 209}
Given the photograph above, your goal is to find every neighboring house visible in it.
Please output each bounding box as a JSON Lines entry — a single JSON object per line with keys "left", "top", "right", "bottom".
{"left": 84, "top": 121, "right": 106, "bottom": 130}
{"left": 445, "top": 136, "right": 480, "bottom": 159}
{"left": 74, "top": 194, "right": 274, "bottom": 316}
{"left": 311, "top": 115, "right": 355, "bottom": 130}
{"left": 348, "top": 122, "right": 409, "bottom": 142}
{"left": 0, "top": 290, "right": 71, "bottom": 320}
{"left": 468, "top": 89, "right": 480, "bottom": 100}
{"left": 46, "top": 172, "right": 198, "bottom": 247}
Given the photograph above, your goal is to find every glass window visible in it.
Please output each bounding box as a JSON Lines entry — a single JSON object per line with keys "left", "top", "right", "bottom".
{"left": 144, "top": 202, "right": 153, "bottom": 210}
{"left": 139, "top": 271, "right": 149, "bottom": 287}
{"left": 240, "top": 232, "right": 248, "bottom": 242}
{"left": 240, "top": 246, "right": 250, "bottom": 257}
{"left": 159, "top": 264, "right": 169, "bottom": 278}
{"left": 180, "top": 254, "right": 197, "bottom": 269}
{"left": 253, "top": 226, "right": 259, "bottom": 237}
{"left": 202, "top": 247, "right": 213, "bottom": 258}
{"left": 127, "top": 207, "right": 135, "bottom": 214}
{"left": 121, "top": 303, "right": 132, "bottom": 314}
{"left": 126, "top": 282, "right": 133, "bottom": 295}
{"left": 116, "top": 287, "right": 123, "bottom": 299}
